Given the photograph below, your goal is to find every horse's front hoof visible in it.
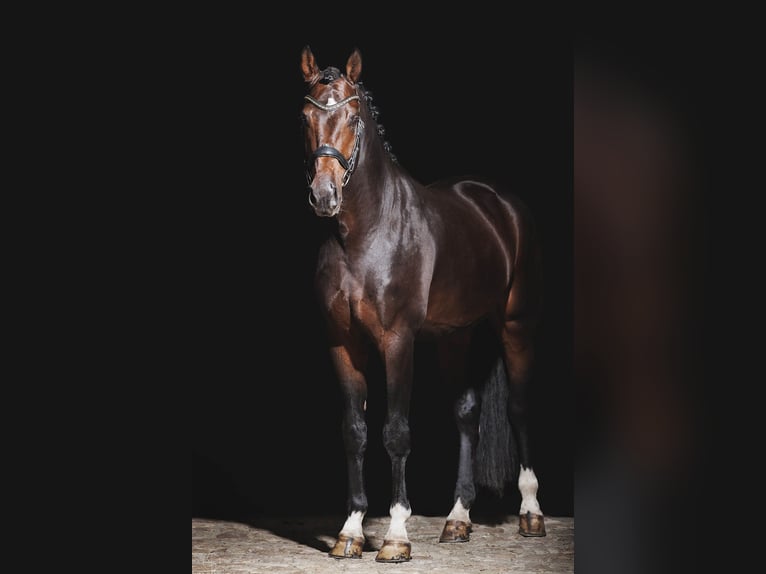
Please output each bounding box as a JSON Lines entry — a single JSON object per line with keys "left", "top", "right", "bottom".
{"left": 519, "top": 511, "right": 547, "bottom": 537}
{"left": 375, "top": 540, "right": 412, "bottom": 562}
{"left": 328, "top": 534, "right": 365, "bottom": 558}
{"left": 439, "top": 519, "right": 472, "bottom": 543}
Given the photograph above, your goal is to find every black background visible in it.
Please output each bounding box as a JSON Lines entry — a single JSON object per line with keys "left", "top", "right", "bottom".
{"left": 189, "top": 27, "right": 573, "bottom": 521}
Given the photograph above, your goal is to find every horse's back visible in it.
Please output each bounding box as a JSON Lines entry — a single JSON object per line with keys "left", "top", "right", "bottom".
{"left": 423, "top": 175, "right": 538, "bottom": 266}
{"left": 425, "top": 177, "right": 534, "bottom": 222}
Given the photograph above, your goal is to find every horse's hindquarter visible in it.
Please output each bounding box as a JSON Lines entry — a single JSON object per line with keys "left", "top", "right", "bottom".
{"left": 421, "top": 178, "right": 535, "bottom": 329}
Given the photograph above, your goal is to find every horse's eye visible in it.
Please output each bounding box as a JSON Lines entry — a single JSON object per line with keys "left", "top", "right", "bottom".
{"left": 300, "top": 114, "right": 309, "bottom": 126}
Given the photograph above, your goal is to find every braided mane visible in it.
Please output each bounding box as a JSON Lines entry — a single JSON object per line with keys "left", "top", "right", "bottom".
{"left": 356, "top": 81, "right": 398, "bottom": 164}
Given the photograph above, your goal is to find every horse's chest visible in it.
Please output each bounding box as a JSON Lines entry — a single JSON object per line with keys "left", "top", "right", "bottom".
{"left": 351, "top": 294, "right": 384, "bottom": 337}
{"left": 344, "top": 273, "right": 387, "bottom": 335}
{"left": 323, "top": 241, "right": 427, "bottom": 337}
{"left": 341, "top": 265, "right": 413, "bottom": 338}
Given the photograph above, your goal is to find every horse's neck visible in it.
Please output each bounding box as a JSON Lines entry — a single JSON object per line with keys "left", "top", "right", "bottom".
{"left": 337, "top": 161, "right": 417, "bottom": 246}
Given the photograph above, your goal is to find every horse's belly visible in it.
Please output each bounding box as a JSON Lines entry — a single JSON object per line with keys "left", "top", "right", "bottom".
{"left": 423, "top": 281, "right": 505, "bottom": 330}
{"left": 423, "top": 233, "right": 511, "bottom": 329}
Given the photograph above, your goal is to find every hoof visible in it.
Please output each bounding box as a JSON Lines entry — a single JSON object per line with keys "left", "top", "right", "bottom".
{"left": 328, "top": 534, "right": 364, "bottom": 558}
{"left": 439, "top": 519, "right": 472, "bottom": 543}
{"left": 375, "top": 540, "right": 412, "bottom": 562}
{"left": 519, "top": 512, "right": 547, "bottom": 537}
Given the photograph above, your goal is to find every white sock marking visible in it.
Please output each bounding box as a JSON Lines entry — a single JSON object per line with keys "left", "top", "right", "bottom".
{"left": 446, "top": 497, "right": 471, "bottom": 523}
{"left": 519, "top": 466, "right": 543, "bottom": 515}
{"left": 383, "top": 503, "right": 411, "bottom": 541}
{"left": 339, "top": 510, "right": 365, "bottom": 539}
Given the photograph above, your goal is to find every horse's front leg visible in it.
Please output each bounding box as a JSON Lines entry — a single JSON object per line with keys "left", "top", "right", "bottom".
{"left": 327, "top": 338, "right": 370, "bottom": 559}
{"left": 375, "top": 330, "right": 415, "bottom": 563}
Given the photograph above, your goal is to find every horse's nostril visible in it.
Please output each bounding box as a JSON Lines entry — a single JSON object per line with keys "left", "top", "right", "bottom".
{"left": 307, "top": 182, "right": 340, "bottom": 213}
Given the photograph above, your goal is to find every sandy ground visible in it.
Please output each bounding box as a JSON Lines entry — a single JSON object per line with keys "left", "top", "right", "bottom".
{"left": 192, "top": 514, "right": 574, "bottom": 573}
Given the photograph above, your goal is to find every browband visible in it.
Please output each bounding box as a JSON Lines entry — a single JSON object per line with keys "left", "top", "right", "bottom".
{"left": 304, "top": 94, "right": 360, "bottom": 112}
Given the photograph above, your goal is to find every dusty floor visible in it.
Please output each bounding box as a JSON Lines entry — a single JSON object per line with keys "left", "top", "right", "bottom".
{"left": 192, "top": 514, "right": 574, "bottom": 573}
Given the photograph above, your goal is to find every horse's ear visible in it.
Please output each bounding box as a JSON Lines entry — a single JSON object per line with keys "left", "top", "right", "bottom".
{"left": 301, "top": 45, "right": 320, "bottom": 85}
{"left": 346, "top": 48, "right": 362, "bottom": 84}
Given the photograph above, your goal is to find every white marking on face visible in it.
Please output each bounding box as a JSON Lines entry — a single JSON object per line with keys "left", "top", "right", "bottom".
{"left": 339, "top": 510, "right": 365, "bottom": 538}
{"left": 518, "top": 466, "right": 543, "bottom": 515}
{"left": 327, "top": 96, "right": 337, "bottom": 106}
{"left": 446, "top": 497, "right": 471, "bottom": 523}
{"left": 383, "top": 503, "right": 412, "bottom": 541}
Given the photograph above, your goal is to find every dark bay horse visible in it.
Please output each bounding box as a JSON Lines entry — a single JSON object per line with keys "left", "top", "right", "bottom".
{"left": 300, "top": 46, "right": 546, "bottom": 563}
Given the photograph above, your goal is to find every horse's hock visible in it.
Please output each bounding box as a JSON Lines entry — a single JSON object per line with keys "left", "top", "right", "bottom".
{"left": 192, "top": 514, "right": 574, "bottom": 573}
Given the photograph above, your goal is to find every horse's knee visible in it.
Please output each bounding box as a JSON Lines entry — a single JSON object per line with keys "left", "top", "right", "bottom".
{"left": 342, "top": 415, "right": 367, "bottom": 454}
{"left": 382, "top": 417, "right": 411, "bottom": 457}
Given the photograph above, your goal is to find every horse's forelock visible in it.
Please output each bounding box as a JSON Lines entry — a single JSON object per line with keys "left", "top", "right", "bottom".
{"left": 319, "top": 66, "right": 342, "bottom": 84}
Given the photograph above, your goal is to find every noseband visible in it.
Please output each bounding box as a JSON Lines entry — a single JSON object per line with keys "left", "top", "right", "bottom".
{"left": 304, "top": 94, "right": 364, "bottom": 187}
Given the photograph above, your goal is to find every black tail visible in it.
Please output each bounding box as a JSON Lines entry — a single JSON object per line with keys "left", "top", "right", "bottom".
{"left": 474, "top": 356, "right": 517, "bottom": 496}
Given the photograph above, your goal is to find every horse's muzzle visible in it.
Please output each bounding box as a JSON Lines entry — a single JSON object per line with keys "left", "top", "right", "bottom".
{"left": 308, "top": 182, "right": 341, "bottom": 217}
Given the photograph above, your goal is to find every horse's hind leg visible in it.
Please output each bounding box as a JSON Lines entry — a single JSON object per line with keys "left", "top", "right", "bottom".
{"left": 502, "top": 318, "right": 546, "bottom": 536}
{"left": 439, "top": 387, "right": 479, "bottom": 542}
{"left": 436, "top": 331, "right": 477, "bottom": 543}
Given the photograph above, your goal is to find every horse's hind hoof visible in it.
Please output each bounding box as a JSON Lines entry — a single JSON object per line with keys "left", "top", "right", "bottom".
{"left": 328, "top": 534, "right": 364, "bottom": 558}
{"left": 519, "top": 512, "right": 547, "bottom": 537}
{"left": 439, "top": 519, "right": 472, "bottom": 542}
{"left": 375, "top": 540, "right": 412, "bottom": 562}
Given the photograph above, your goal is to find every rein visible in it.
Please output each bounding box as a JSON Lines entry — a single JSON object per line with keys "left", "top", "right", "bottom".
{"left": 304, "top": 93, "right": 364, "bottom": 187}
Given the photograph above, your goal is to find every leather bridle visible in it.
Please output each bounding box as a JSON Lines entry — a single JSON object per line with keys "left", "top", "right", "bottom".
{"left": 304, "top": 93, "right": 364, "bottom": 187}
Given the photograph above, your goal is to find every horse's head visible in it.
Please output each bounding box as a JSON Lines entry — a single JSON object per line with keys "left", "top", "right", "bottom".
{"left": 300, "top": 46, "right": 363, "bottom": 217}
